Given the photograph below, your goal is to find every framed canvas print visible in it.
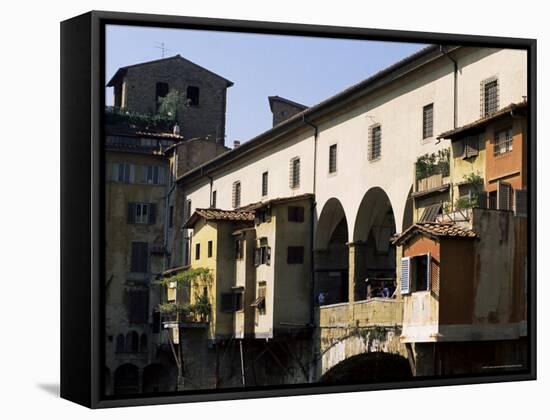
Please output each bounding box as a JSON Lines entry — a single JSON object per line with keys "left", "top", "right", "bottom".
{"left": 60, "top": 10, "right": 536, "bottom": 408}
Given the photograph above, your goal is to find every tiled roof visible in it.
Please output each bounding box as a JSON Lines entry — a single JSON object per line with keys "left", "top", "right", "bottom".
{"left": 438, "top": 101, "right": 528, "bottom": 140}
{"left": 238, "top": 193, "right": 314, "bottom": 211}
{"left": 184, "top": 208, "right": 255, "bottom": 229}
{"left": 392, "top": 222, "right": 478, "bottom": 246}
{"left": 135, "top": 131, "right": 184, "bottom": 140}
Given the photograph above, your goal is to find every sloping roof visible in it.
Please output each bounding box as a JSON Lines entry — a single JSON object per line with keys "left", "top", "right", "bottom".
{"left": 438, "top": 101, "right": 528, "bottom": 140}
{"left": 184, "top": 208, "right": 255, "bottom": 229}
{"left": 238, "top": 193, "right": 314, "bottom": 211}
{"left": 106, "top": 54, "right": 234, "bottom": 87}
{"left": 268, "top": 96, "right": 308, "bottom": 112}
{"left": 177, "top": 44, "right": 453, "bottom": 185}
{"left": 392, "top": 222, "right": 478, "bottom": 246}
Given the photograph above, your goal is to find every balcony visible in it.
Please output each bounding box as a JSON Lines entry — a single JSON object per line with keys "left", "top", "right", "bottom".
{"left": 413, "top": 150, "right": 451, "bottom": 198}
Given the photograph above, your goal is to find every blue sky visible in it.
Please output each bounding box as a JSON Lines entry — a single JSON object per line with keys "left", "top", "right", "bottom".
{"left": 106, "top": 25, "right": 427, "bottom": 145}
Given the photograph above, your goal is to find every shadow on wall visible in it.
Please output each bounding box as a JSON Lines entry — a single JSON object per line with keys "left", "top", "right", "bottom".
{"left": 36, "top": 383, "right": 60, "bottom": 397}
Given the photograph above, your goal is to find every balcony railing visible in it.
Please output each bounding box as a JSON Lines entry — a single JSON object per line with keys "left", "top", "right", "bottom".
{"left": 416, "top": 173, "right": 451, "bottom": 193}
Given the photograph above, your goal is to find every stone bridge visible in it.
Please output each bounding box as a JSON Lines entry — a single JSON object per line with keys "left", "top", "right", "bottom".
{"left": 316, "top": 298, "right": 410, "bottom": 381}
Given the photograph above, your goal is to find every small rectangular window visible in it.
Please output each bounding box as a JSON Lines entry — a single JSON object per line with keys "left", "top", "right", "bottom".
{"left": 482, "top": 78, "right": 499, "bottom": 116}
{"left": 290, "top": 158, "right": 300, "bottom": 188}
{"left": 208, "top": 240, "right": 213, "bottom": 258}
{"left": 494, "top": 127, "right": 513, "bottom": 156}
{"left": 232, "top": 181, "right": 241, "bottom": 208}
{"left": 186, "top": 86, "right": 200, "bottom": 106}
{"left": 422, "top": 103, "right": 434, "bottom": 139}
{"left": 186, "top": 199, "right": 192, "bottom": 220}
{"left": 156, "top": 82, "right": 169, "bottom": 105}
{"left": 288, "top": 206, "right": 305, "bottom": 223}
{"left": 235, "top": 239, "right": 244, "bottom": 260}
{"left": 287, "top": 246, "right": 304, "bottom": 264}
{"left": 329, "top": 144, "right": 337, "bottom": 173}
{"left": 262, "top": 171, "right": 269, "bottom": 196}
{"left": 368, "top": 125, "right": 382, "bottom": 161}
{"left": 195, "top": 243, "right": 201, "bottom": 260}
{"left": 117, "top": 163, "right": 133, "bottom": 183}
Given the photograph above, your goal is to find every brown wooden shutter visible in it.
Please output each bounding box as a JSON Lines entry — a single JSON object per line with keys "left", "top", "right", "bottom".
{"left": 148, "top": 203, "right": 156, "bottom": 225}
{"left": 464, "top": 135, "right": 479, "bottom": 158}
{"left": 514, "top": 189, "right": 528, "bottom": 217}
{"left": 127, "top": 203, "right": 135, "bottom": 224}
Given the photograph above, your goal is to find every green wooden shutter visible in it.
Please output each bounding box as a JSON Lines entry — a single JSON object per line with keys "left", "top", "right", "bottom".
{"left": 400, "top": 257, "right": 411, "bottom": 295}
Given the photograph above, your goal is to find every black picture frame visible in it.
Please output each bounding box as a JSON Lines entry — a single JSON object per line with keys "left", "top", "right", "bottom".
{"left": 61, "top": 10, "right": 537, "bottom": 409}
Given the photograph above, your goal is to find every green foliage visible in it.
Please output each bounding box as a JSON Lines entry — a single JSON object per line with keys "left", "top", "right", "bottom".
{"left": 415, "top": 148, "right": 450, "bottom": 180}
{"left": 104, "top": 106, "right": 175, "bottom": 130}
{"left": 157, "top": 90, "right": 185, "bottom": 120}
{"left": 192, "top": 293, "right": 212, "bottom": 320}
{"left": 454, "top": 196, "right": 475, "bottom": 210}
{"left": 463, "top": 171, "right": 483, "bottom": 192}
{"left": 454, "top": 171, "right": 484, "bottom": 210}
{"left": 158, "top": 303, "right": 192, "bottom": 315}
{"left": 156, "top": 267, "right": 212, "bottom": 288}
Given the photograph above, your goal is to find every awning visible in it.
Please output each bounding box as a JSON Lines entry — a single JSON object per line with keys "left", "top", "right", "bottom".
{"left": 419, "top": 203, "right": 442, "bottom": 222}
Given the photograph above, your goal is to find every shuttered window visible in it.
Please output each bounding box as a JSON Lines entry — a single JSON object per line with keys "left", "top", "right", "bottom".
{"left": 254, "top": 245, "right": 271, "bottom": 266}
{"left": 127, "top": 290, "right": 149, "bottom": 324}
{"left": 514, "top": 189, "right": 528, "bottom": 217}
{"left": 288, "top": 206, "right": 305, "bottom": 223}
{"left": 329, "top": 144, "right": 337, "bottom": 173}
{"left": 368, "top": 124, "right": 382, "bottom": 161}
{"left": 289, "top": 158, "right": 300, "bottom": 189}
{"left": 419, "top": 203, "right": 442, "bottom": 222}
{"left": 130, "top": 242, "right": 148, "bottom": 273}
{"left": 115, "top": 163, "right": 134, "bottom": 183}
{"left": 400, "top": 257, "right": 411, "bottom": 295}
{"left": 127, "top": 202, "right": 156, "bottom": 224}
{"left": 422, "top": 103, "right": 434, "bottom": 139}
{"left": 463, "top": 134, "right": 479, "bottom": 158}
{"left": 498, "top": 181, "right": 513, "bottom": 211}
{"left": 481, "top": 78, "right": 499, "bottom": 117}
{"left": 262, "top": 171, "right": 269, "bottom": 196}
{"left": 232, "top": 181, "right": 241, "bottom": 208}
{"left": 287, "top": 246, "right": 304, "bottom": 264}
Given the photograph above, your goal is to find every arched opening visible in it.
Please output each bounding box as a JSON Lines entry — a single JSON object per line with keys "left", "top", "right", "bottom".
{"left": 113, "top": 363, "right": 139, "bottom": 395}
{"left": 142, "top": 363, "right": 171, "bottom": 393}
{"left": 352, "top": 188, "right": 397, "bottom": 301}
{"left": 315, "top": 198, "right": 349, "bottom": 305}
{"left": 140, "top": 333, "right": 148, "bottom": 353}
{"left": 320, "top": 352, "right": 412, "bottom": 384}
{"left": 126, "top": 331, "right": 139, "bottom": 353}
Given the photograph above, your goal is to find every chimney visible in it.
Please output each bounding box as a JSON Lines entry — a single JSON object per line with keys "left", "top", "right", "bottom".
{"left": 233, "top": 140, "right": 241, "bottom": 149}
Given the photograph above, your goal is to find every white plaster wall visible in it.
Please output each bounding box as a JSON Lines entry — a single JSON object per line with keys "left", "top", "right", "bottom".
{"left": 183, "top": 46, "right": 527, "bottom": 243}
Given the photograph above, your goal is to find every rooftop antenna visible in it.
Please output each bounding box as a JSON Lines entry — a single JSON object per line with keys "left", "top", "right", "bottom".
{"left": 154, "top": 42, "right": 173, "bottom": 58}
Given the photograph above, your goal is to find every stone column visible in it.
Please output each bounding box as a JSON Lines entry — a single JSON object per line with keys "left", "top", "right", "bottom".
{"left": 348, "top": 241, "right": 368, "bottom": 303}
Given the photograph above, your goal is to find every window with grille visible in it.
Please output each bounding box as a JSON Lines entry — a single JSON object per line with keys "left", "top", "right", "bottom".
{"left": 290, "top": 158, "right": 300, "bottom": 188}
{"left": 494, "top": 127, "right": 513, "bottom": 156}
{"left": 287, "top": 246, "right": 305, "bottom": 264}
{"left": 232, "top": 181, "right": 241, "bottom": 208}
{"left": 262, "top": 171, "right": 268, "bottom": 196}
{"left": 368, "top": 124, "right": 382, "bottom": 161}
{"left": 481, "top": 78, "right": 499, "bottom": 116}
{"left": 130, "top": 242, "right": 148, "bottom": 273}
{"left": 128, "top": 202, "right": 156, "bottom": 224}
{"left": 422, "top": 103, "right": 434, "bottom": 139}
{"left": 329, "top": 144, "right": 337, "bottom": 173}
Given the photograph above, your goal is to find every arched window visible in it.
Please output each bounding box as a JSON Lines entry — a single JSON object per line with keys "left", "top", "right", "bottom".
{"left": 126, "top": 331, "right": 139, "bottom": 353}
{"left": 140, "top": 333, "right": 148, "bottom": 353}
{"left": 115, "top": 334, "right": 125, "bottom": 353}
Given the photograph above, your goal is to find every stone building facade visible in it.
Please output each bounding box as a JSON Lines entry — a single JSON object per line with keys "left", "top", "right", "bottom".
{"left": 107, "top": 55, "right": 233, "bottom": 143}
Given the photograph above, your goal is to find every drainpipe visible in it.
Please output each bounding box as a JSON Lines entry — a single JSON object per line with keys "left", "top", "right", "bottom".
{"left": 162, "top": 148, "right": 178, "bottom": 272}
{"left": 440, "top": 45, "right": 458, "bottom": 129}
{"left": 302, "top": 115, "right": 318, "bottom": 327}
{"left": 303, "top": 115, "right": 318, "bottom": 383}
{"left": 207, "top": 175, "right": 214, "bottom": 207}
